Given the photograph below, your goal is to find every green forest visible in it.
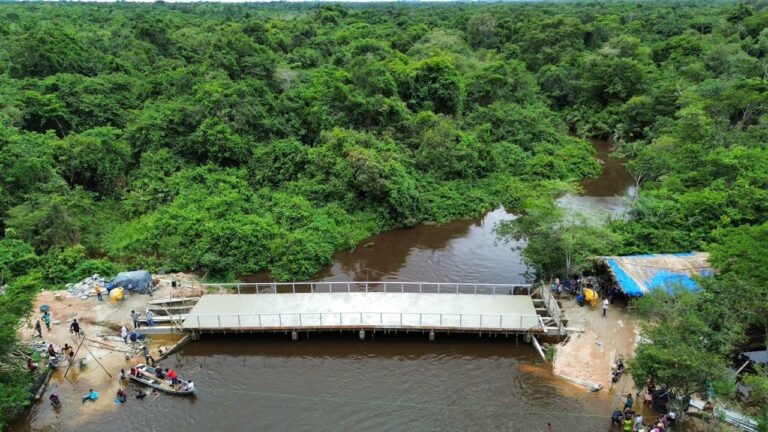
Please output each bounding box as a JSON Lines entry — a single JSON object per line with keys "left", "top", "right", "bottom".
{"left": 0, "top": 1, "right": 767, "bottom": 428}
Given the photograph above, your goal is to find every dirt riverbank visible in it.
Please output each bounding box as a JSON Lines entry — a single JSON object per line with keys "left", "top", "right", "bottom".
{"left": 17, "top": 273, "right": 203, "bottom": 430}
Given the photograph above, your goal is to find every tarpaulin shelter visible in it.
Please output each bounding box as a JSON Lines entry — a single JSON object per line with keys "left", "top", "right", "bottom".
{"left": 108, "top": 270, "right": 152, "bottom": 294}
{"left": 600, "top": 253, "right": 712, "bottom": 297}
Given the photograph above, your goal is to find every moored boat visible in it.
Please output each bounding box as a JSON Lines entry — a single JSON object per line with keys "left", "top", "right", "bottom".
{"left": 128, "top": 364, "right": 196, "bottom": 395}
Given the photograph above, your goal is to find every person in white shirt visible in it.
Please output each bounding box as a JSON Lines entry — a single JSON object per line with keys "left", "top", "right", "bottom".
{"left": 603, "top": 298, "right": 609, "bottom": 317}
{"left": 183, "top": 381, "right": 195, "bottom": 392}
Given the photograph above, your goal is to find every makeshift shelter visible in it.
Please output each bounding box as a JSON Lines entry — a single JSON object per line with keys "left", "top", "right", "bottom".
{"left": 600, "top": 252, "right": 712, "bottom": 297}
{"left": 108, "top": 270, "right": 153, "bottom": 294}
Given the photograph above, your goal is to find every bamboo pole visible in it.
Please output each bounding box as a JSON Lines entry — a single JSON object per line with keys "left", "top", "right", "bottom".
{"left": 79, "top": 342, "right": 113, "bottom": 379}
{"left": 62, "top": 335, "right": 85, "bottom": 378}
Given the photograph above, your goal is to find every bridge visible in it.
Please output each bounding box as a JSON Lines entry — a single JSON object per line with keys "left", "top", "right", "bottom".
{"left": 180, "top": 281, "right": 566, "bottom": 337}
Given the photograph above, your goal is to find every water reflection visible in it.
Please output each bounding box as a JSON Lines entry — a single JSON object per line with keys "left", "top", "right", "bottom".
{"left": 557, "top": 138, "right": 635, "bottom": 220}
{"left": 243, "top": 207, "right": 529, "bottom": 285}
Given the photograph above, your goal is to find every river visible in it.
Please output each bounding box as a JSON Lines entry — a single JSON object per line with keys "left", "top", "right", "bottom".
{"left": 13, "top": 139, "right": 634, "bottom": 432}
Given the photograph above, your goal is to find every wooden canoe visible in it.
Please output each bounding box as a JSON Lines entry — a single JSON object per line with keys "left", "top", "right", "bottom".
{"left": 128, "top": 364, "right": 195, "bottom": 395}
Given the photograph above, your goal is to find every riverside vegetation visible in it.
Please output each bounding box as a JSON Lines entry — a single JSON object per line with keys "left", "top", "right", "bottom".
{"left": 1, "top": 1, "right": 767, "bottom": 429}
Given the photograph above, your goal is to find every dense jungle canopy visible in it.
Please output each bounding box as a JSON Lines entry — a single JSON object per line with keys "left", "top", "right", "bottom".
{"left": 1, "top": 1, "right": 767, "bottom": 428}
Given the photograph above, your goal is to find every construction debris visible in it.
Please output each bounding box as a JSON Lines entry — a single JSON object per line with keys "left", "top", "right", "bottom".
{"left": 65, "top": 274, "right": 108, "bottom": 299}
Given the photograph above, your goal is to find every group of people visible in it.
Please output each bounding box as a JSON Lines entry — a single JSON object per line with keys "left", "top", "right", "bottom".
{"left": 612, "top": 393, "right": 677, "bottom": 432}
{"left": 120, "top": 325, "right": 140, "bottom": 344}
{"left": 127, "top": 365, "right": 194, "bottom": 392}
{"left": 130, "top": 309, "right": 155, "bottom": 329}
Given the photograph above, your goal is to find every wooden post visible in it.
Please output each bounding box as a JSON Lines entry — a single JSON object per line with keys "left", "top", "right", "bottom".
{"left": 63, "top": 335, "right": 86, "bottom": 378}
{"left": 79, "top": 342, "right": 113, "bottom": 378}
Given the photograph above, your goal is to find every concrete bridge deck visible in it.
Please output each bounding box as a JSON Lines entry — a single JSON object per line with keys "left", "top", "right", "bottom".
{"left": 182, "top": 290, "right": 545, "bottom": 334}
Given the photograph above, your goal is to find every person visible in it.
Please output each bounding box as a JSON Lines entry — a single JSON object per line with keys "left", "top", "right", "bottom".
{"left": 70, "top": 319, "right": 81, "bottom": 336}
{"left": 624, "top": 394, "right": 634, "bottom": 411}
{"left": 47, "top": 357, "right": 60, "bottom": 369}
{"left": 119, "top": 369, "right": 127, "bottom": 381}
{"left": 116, "top": 388, "right": 127, "bottom": 403}
{"left": 68, "top": 349, "right": 75, "bottom": 364}
{"left": 34, "top": 320, "right": 43, "bottom": 338}
{"left": 155, "top": 368, "right": 166, "bottom": 379}
{"left": 47, "top": 344, "right": 57, "bottom": 357}
{"left": 95, "top": 284, "right": 103, "bottom": 301}
{"left": 646, "top": 375, "right": 656, "bottom": 392}
{"left": 27, "top": 358, "right": 38, "bottom": 373}
{"left": 603, "top": 298, "right": 609, "bottom": 317}
{"left": 120, "top": 325, "right": 128, "bottom": 343}
{"left": 49, "top": 393, "right": 61, "bottom": 407}
{"left": 129, "top": 329, "right": 138, "bottom": 344}
{"left": 142, "top": 345, "right": 154, "bottom": 366}
{"left": 136, "top": 389, "right": 148, "bottom": 400}
{"left": 145, "top": 309, "right": 154, "bottom": 327}
{"left": 622, "top": 413, "right": 633, "bottom": 432}
{"left": 166, "top": 368, "right": 178, "bottom": 384}
{"left": 667, "top": 410, "right": 677, "bottom": 425}
{"left": 131, "top": 310, "right": 140, "bottom": 329}
{"left": 42, "top": 311, "right": 51, "bottom": 331}
{"left": 182, "top": 380, "right": 194, "bottom": 392}
{"left": 611, "top": 410, "right": 625, "bottom": 426}
{"left": 576, "top": 292, "right": 585, "bottom": 307}
{"left": 634, "top": 414, "right": 644, "bottom": 431}
{"left": 63, "top": 344, "right": 71, "bottom": 356}
{"left": 703, "top": 400, "right": 714, "bottom": 413}
{"left": 81, "top": 389, "right": 98, "bottom": 404}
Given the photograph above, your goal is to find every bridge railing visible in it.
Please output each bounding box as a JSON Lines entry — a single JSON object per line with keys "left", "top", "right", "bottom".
{"left": 184, "top": 312, "right": 544, "bottom": 331}
{"left": 537, "top": 281, "right": 564, "bottom": 334}
{"left": 201, "top": 281, "right": 533, "bottom": 296}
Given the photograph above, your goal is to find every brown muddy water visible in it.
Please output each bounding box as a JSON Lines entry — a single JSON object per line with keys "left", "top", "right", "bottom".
{"left": 14, "top": 140, "right": 634, "bottom": 432}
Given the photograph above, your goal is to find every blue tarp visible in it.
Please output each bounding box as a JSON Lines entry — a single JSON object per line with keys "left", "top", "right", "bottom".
{"left": 603, "top": 253, "right": 712, "bottom": 296}
{"left": 108, "top": 270, "right": 152, "bottom": 294}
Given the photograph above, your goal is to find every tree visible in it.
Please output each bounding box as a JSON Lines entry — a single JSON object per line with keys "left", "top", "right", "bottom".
{"left": 630, "top": 290, "right": 739, "bottom": 419}
{"left": 496, "top": 197, "right": 619, "bottom": 279}
{"left": 54, "top": 127, "right": 131, "bottom": 197}
{"left": 406, "top": 56, "right": 462, "bottom": 115}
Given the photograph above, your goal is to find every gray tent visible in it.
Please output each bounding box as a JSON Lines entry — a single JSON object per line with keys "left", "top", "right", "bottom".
{"left": 108, "top": 270, "right": 153, "bottom": 294}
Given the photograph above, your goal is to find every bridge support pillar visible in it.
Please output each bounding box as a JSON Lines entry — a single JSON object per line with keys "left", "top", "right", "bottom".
{"left": 291, "top": 331, "right": 298, "bottom": 341}
{"left": 524, "top": 333, "right": 532, "bottom": 344}
{"left": 190, "top": 332, "right": 200, "bottom": 341}
{"left": 359, "top": 330, "right": 366, "bottom": 341}
{"left": 429, "top": 330, "right": 435, "bottom": 341}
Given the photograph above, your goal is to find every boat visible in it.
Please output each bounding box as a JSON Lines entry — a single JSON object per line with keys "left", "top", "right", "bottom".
{"left": 128, "top": 364, "right": 196, "bottom": 395}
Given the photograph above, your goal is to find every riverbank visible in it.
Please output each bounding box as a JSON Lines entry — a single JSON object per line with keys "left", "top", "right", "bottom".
{"left": 553, "top": 296, "right": 640, "bottom": 392}
{"left": 15, "top": 274, "right": 201, "bottom": 430}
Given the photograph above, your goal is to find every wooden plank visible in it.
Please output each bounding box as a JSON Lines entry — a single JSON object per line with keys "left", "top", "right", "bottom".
{"left": 135, "top": 326, "right": 178, "bottom": 335}
{"left": 531, "top": 336, "right": 547, "bottom": 362}
{"left": 147, "top": 297, "right": 200, "bottom": 305}
{"left": 149, "top": 305, "right": 194, "bottom": 312}
{"left": 157, "top": 335, "right": 191, "bottom": 361}
{"left": 32, "top": 369, "right": 53, "bottom": 400}
{"left": 140, "top": 314, "right": 186, "bottom": 323}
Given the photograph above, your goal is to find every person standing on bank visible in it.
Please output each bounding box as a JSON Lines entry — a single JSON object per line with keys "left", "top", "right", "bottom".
{"left": 131, "top": 310, "right": 140, "bottom": 329}
{"left": 34, "top": 320, "right": 43, "bottom": 338}
{"left": 70, "top": 319, "right": 81, "bottom": 337}
{"left": 42, "top": 311, "right": 51, "bottom": 331}
{"left": 145, "top": 309, "right": 154, "bottom": 327}
{"left": 603, "top": 298, "right": 609, "bottom": 317}
{"left": 95, "top": 284, "right": 103, "bottom": 301}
